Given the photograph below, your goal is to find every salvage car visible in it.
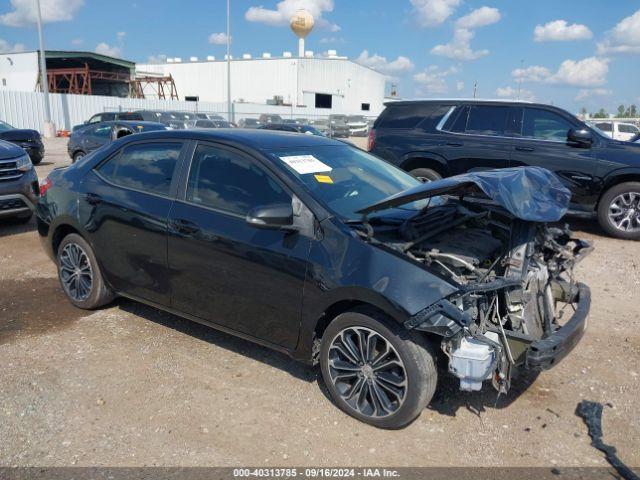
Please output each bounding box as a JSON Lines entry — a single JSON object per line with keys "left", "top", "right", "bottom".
{"left": 369, "top": 100, "right": 640, "bottom": 240}
{"left": 0, "top": 139, "right": 39, "bottom": 223}
{"left": 67, "top": 121, "right": 166, "bottom": 162}
{"left": 0, "top": 120, "right": 45, "bottom": 165}
{"left": 37, "top": 130, "right": 591, "bottom": 429}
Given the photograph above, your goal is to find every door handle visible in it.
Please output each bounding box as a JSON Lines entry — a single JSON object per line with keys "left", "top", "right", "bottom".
{"left": 446, "top": 142, "right": 463, "bottom": 147}
{"left": 170, "top": 219, "right": 200, "bottom": 236}
{"left": 515, "top": 146, "right": 535, "bottom": 152}
{"left": 84, "top": 193, "right": 103, "bottom": 205}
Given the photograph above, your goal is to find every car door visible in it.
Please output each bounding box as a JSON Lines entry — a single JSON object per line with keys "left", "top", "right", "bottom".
{"left": 82, "top": 124, "right": 112, "bottom": 152}
{"left": 439, "top": 104, "right": 515, "bottom": 176}
{"left": 78, "top": 140, "right": 185, "bottom": 304}
{"left": 509, "top": 106, "right": 600, "bottom": 210}
{"left": 167, "top": 142, "right": 312, "bottom": 349}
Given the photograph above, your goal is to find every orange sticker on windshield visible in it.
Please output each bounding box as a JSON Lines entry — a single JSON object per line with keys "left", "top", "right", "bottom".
{"left": 314, "top": 174, "right": 334, "bottom": 184}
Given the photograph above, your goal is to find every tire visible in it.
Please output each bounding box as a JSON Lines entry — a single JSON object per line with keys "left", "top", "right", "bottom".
{"left": 319, "top": 309, "right": 437, "bottom": 429}
{"left": 56, "top": 233, "right": 115, "bottom": 309}
{"left": 30, "top": 155, "right": 43, "bottom": 166}
{"left": 597, "top": 182, "right": 640, "bottom": 240}
{"left": 72, "top": 151, "right": 86, "bottom": 163}
{"left": 408, "top": 167, "right": 442, "bottom": 183}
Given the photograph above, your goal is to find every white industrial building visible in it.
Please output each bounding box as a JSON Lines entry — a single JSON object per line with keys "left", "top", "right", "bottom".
{"left": 137, "top": 51, "right": 387, "bottom": 116}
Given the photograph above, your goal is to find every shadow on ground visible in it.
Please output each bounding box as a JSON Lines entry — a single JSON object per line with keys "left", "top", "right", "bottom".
{"left": 116, "top": 298, "right": 318, "bottom": 383}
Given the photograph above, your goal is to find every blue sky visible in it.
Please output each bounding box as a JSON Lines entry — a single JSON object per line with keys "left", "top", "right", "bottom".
{"left": 1, "top": 0, "right": 640, "bottom": 114}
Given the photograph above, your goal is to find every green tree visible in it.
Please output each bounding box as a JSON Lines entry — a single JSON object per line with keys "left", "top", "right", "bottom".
{"left": 617, "top": 104, "right": 626, "bottom": 117}
{"left": 580, "top": 107, "right": 588, "bottom": 117}
{"left": 630, "top": 105, "right": 638, "bottom": 118}
{"left": 592, "top": 108, "right": 608, "bottom": 119}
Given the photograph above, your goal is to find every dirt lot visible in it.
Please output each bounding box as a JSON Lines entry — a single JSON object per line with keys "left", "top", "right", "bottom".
{"left": 1, "top": 137, "right": 639, "bottom": 468}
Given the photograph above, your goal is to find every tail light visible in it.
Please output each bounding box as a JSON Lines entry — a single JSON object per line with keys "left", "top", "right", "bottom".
{"left": 367, "top": 128, "right": 376, "bottom": 151}
{"left": 39, "top": 177, "right": 52, "bottom": 196}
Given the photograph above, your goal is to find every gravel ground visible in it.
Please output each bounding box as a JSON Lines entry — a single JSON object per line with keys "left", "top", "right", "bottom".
{"left": 0, "top": 137, "right": 638, "bottom": 467}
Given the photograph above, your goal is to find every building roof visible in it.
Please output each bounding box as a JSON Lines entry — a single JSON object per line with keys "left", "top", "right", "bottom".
{"left": 0, "top": 50, "right": 135, "bottom": 69}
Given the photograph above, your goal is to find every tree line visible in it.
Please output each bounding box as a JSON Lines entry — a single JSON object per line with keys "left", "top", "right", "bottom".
{"left": 580, "top": 104, "right": 639, "bottom": 119}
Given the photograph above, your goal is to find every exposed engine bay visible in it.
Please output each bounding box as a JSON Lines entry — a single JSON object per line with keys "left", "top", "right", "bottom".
{"left": 360, "top": 197, "right": 592, "bottom": 395}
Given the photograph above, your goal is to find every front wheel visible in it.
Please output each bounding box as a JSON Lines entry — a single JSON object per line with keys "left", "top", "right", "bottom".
{"left": 72, "top": 151, "right": 85, "bottom": 163}
{"left": 57, "top": 233, "right": 114, "bottom": 309}
{"left": 320, "top": 310, "right": 437, "bottom": 429}
{"left": 597, "top": 182, "right": 640, "bottom": 240}
{"left": 408, "top": 167, "right": 442, "bottom": 183}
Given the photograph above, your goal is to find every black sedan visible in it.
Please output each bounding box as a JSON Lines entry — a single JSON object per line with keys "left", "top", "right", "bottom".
{"left": 37, "top": 129, "right": 591, "bottom": 428}
{"left": 0, "top": 120, "right": 45, "bottom": 165}
{"left": 258, "top": 123, "right": 325, "bottom": 136}
{"left": 67, "top": 121, "right": 166, "bottom": 162}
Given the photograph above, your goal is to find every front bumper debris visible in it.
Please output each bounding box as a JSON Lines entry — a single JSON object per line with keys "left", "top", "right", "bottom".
{"left": 526, "top": 282, "right": 590, "bottom": 370}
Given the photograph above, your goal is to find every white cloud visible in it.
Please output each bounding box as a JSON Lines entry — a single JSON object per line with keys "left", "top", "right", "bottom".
{"left": 410, "top": 0, "right": 461, "bottom": 27}
{"left": 512, "top": 65, "right": 552, "bottom": 82}
{"left": 456, "top": 6, "right": 501, "bottom": 29}
{"left": 0, "top": 38, "right": 26, "bottom": 53}
{"left": 95, "top": 42, "right": 122, "bottom": 58}
{"left": 413, "top": 65, "right": 459, "bottom": 94}
{"left": 456, "top": 81, "right": 465, "bottom": 91}
{"left": 512, "top": 57, "right": 609, "bottom": 87}
{"left": 431, "top": 7, "right": 501, "bottom": 61}
{"left": 245, "top": 0, "right": 339, "bottom": 31}
{"left": 431, "top": 28, "right": 489, "bottom": 61}
{"left": 319, "top": 36, "right": 343, "bottom": 44}
{"left": 208, "top": 32, "right": 230, "bottom": 45}
{"left": 0, "top": 0, "right": 84, "bottom": 26}
{"left": 495, "top": 86, "right": 535, "bottom": 101}
{"left": 71, "top": 38, "right": 83, "bottom": 46}
{"left": 597, "top": 9, "right": 640, "bottom": 54}
{"left": 147, "top": 54, "right": 167, "bottom": 64}
{"left": 534, "top": 20, "right": 592, "bottom": 42}
{"left": 575, "top": 88, "right": 612, "bottom": 101}
{"left": 355, "top": 50, "right": 414, "bottom": 75}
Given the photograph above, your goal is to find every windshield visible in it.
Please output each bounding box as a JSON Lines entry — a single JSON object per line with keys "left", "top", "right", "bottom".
{"left": 267, "top": 145, "right": 429, "bottom": 220}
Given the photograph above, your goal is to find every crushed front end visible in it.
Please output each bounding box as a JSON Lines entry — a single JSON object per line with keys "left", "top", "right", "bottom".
{"left": 358, "top": 167, "right": 593, "bottom": 395}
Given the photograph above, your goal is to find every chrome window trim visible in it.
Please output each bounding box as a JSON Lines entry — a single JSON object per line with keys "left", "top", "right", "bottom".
{"left": 435, "top": 106, "right": 456, "bottom": 132}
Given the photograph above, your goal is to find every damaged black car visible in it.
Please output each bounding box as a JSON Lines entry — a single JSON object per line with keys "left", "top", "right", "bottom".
{"left": 36, "top": 130, "right": 591, "bottom": 429}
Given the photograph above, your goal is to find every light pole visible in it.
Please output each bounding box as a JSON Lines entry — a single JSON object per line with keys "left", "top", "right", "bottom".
{"left": 226, "top": 0, "right": 232, "bottom": 122}
{"left": 36, "top": 0, "right": 55, "bottom": 137}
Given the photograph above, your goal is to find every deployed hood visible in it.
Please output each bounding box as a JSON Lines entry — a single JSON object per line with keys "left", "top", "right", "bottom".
{"left": 0, "top": 128, "right": 41, "bottom": 142}
{"left": 0, "top": 139, "right": 25, "bottom": 160}
{"left": 358, "top": 167, "right": 571, "bottom": 223}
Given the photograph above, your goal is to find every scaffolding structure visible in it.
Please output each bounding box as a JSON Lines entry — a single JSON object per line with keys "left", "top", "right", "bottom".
{"left": 129, "top": 75, "right": 179, "bottom": 100}
{"left": 46, "top": 63, "right": 131, "bottom": 95}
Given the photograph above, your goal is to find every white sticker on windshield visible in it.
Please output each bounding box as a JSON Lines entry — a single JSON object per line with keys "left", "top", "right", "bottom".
{"left": 279, "top": 155, "right": 332, "bottom": 175}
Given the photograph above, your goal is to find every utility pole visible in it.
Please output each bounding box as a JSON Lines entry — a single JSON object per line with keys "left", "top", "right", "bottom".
{"left": 36, "top": 0, "right": 55, "bottom": 137}
{"left": 226, "top": 0, "right": 232, "bottom": 123}
{"left": 473, "top": 81, "right": 477, "bottom": 99}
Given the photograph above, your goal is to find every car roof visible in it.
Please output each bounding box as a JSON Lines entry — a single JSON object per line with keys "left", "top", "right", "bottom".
{"left": 122, "top": 128, "right": 344, "bottom": 150}
{"left": 85, "top": 120, "right": 166, "bottom": 128}
{"left": 384, "top": 98, "right": 537, "bottom": 107}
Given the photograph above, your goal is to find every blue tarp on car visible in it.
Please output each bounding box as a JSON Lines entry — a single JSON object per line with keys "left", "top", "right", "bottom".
{"left": 358, "top": 166, "right": 572, "bottom": 222}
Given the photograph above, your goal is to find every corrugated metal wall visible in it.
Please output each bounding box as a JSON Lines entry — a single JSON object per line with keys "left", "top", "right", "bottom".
{"left": 0, "top": 90, "right": 380, "bottom": 133}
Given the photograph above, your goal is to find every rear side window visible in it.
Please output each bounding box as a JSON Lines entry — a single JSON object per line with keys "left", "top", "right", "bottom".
{"left": 619, "top": 124, "right": 639, "bottom": 134}
{"left": 98, "top": 142, "right": 182, "bottom": 196}
{"left": 377, "top": 104, "right": 452, "bottom": 129}
{"left": 595, "top": 122, "right": 612, "bottom": 132}
{"left": 186, "top": 144, "right": 290, "bottom": 216}
{"left": 465, "top": 105, "right": 510, "bottom": 135}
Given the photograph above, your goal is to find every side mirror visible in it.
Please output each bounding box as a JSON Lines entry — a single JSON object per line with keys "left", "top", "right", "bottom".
{"left": 567, "top": 128, "right": 593, "bottom": 148}
{"left": 246, "top": 203, "right": 297, "bottom": 231}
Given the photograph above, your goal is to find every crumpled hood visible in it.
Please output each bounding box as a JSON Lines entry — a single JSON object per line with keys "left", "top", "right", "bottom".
{"left": 358, "top": 166, "right": 572, "bottom": 222}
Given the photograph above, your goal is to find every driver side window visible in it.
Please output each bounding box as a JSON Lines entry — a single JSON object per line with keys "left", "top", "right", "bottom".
{"left": 523, "top": 108, "right": 574, "bottom": 142}
{"left": 186, "top": 144, "right": 291, "bottom": 216}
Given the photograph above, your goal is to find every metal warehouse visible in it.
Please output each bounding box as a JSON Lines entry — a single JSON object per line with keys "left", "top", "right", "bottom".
{"left": 137, "top": 52, "right": 387, "bottom": 115}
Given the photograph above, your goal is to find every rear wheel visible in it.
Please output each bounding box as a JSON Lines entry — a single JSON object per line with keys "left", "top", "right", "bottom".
{"left": 408, "top": 167, "right": 442, "bottom": 183}
{"left": 597, "top": 182, "right": 640, "bottom": 240}
{"left": 320, "top": 309, "right": 437, "bottom": 429}
{"left": 72, "top": 151, "right": 85, "bottom": 163}
{"left": 57, "top": 233, "right": 114, "bottom": 309}
{"left": 30, "top": 156, "right": 43, "bottom": 166}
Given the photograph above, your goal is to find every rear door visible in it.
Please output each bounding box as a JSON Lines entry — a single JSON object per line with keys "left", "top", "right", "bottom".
{"left": 439, "top": 104, "right": 516, "bottom": 175}
{"left": 79, "top": 140, "right": 185, "bottom": 304}
{"left": 509, "top": 106, "right": 600, "bottom": 210}
{"left": 167, "top": 142, "right": 311, "bottom": 349}
{"left": 82, "top": 124, "right": 112, "bottom": 152}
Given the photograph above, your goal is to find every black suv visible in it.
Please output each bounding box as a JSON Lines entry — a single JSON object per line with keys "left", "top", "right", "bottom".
{"left": 369, "top": 100, "right": 640, "bottom": 239}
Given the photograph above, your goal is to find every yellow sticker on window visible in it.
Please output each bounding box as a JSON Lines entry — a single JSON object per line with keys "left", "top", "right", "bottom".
{"left": 314, "top": 174, "right": 334, "bottom": 184}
